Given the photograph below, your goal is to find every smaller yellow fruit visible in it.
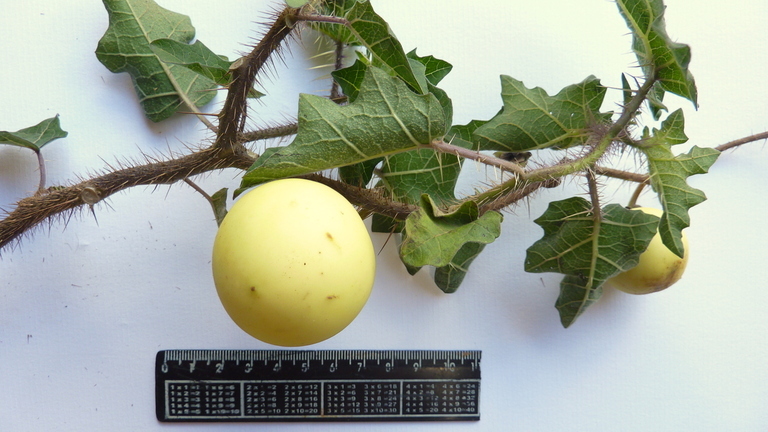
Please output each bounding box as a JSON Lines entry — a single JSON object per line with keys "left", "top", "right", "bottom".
{"left": 606, "top": 207, "right": 689, "bottom": 295}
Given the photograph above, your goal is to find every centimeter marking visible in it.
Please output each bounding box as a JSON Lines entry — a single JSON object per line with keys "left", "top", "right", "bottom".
{"left": 156, "top": 349, "right": 481, "bottom": 422}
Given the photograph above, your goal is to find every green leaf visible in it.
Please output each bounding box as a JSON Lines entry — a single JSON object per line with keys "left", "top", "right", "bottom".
{"left": 433, "top": 242, "right": 487, "bottom": 293}
{"left": 150, "top": 38, "right": 233, "bottom": 86}
{"left": 338, "top": 157, "right": 382, "bottom": 187}
{"left": 473, "top": 75, "right": 611, "bottom": 151}
{"left": 331, "top": 59, "right": 369, "bottom": 102}
{"left": 379, "top": 147, "right": 463, "bottom": 206}
{"left": 286, "top": 0, "right": 309, "bottom": 7}
{"left": 344, "top": 0, "right": 425, "bottom": 94}
{"left": 400, "top": 195, "right": 503, "bottom": 269}
{"left": 641, "top": 110, "right": 720, "bottom": 257}
{"left": 239, "top": 66, "right": 445, "bottom": 190}
{"left": 643, "top": 108, "right": 689, "bottom": 146}
{"left": 616, "top": 0, "right": 697, "bottom": 107}
{"left": 316, "top": 0, "right": 424, "bottom": 93}
{"left": 370, "top": 118, "right": 466, "bottom": 235}
{"left": 210, "top": 188, "right": 229, "bottom": 226}
{"left": 525, "top": 198, "right": 658, "bottom": 327}
{"left": 95, "top": 0, "right": 217, "bottom": 122}
{"left": 406, "top": 49, "right": 453, "bottom": 86}
{"left": 0, "top": 116, "right": 68, "bottom": 152}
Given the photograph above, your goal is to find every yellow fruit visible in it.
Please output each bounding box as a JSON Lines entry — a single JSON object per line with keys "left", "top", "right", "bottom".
{"left": 211, "top": 178, "right": 376, "bottom": 346}
{"left": 607, "top": 207, "right": 689, "bottom": 295}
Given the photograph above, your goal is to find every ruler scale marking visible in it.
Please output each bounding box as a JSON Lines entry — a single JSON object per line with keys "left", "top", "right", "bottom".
{"left": 156, "top": 349, "right": 480, "bottom": 422}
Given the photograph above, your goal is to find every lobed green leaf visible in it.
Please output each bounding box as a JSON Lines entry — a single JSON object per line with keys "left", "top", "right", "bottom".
{"left": 150, "top": 38, "right": 233, "bottom": 86}
{"left": 616, "top": 0, "right": 697, "bottom": 107}
{"left": 473, "top": 75, "right": 611, "bottom": 152}
{"left": 95, "top": 0, "right": 217, "bottom": 122}
{"left": 525, "top": 198, "right": 659, "bottom": 327}
{"left": 239, "top": 66, "right": 445, "bottom": 190}
{"left": 640, "top": 110, "right": 720, "bottom": 257}
{"left": 400, "top": 195, "right": 503, "bottom": 270}
{"left": 343, "top": 0, "right": 425, "bottom": 94}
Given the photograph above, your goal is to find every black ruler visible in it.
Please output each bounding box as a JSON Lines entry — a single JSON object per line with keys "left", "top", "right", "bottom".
{"left": 156, "top": 349, "right": 480, "bottom": 422}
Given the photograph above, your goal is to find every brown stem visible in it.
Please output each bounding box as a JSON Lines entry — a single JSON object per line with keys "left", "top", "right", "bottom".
{"left": 0, "top": 148, "right": 252, "bottom": 250}
{"left": 593, "top": 166, "right": 648, "bottom": 183}
{"left": 428, "top": 140, "right": 526, "bottom": 177}
{"left": 215, "top": 7, "right": 298, "bottom": 154}
{"left": 239, "top": 122, "right": 299, "bottom": 144}
{"left": 304, "top": 174, "right": 417, "bottom": 219}
{"left": 585, "top": 168, "right": 602, "bottom": 221}
{"left": 183, "top": 178, "right": 214, "bottom": 203}
{"left": 330, "top": 39, "right": 345, "bottom": 99}
{"left": 715, "top": 131, "right": 768, "bottom": 152}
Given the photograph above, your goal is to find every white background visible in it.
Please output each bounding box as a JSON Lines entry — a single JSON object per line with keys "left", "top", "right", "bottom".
{"left": 1, "top": 0, "right": 767, "bottom": 430}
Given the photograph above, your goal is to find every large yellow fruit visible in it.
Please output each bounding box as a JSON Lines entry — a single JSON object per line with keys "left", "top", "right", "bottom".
{"left": 606, "top": 207, "right": 689, "bottom": 295}
{"left": 212, "top": 178, "right": 376, "bottom": 346}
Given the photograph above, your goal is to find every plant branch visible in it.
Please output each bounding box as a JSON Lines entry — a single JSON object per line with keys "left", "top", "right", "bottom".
{"left": 239, "top": 122, "right": 299, "bottom": 144}
{"left": 0, "top": 147, "right": 252, "bottom": 251}
{"left": 428, "top": 140, "right": 526, "bottom": 177}
{"left": 715, "top": 130, "right": 768, "bottom": 152}
{"left": 476, "top": 178, "right": 561, "bottom": 215}
{"left": 215, "top": 6, "right": 299, "bottom": 153}
{"left": 585, "top": 168, "right": 602, "bottom": 222}
{"left": 34, "top": 150, "right": 47, "bottom": 196}
{"left": 525, "top": 75, "right": 658, "bottom": 184}
{"left": 304, "top": 173, "right": 417, "bottom": 220}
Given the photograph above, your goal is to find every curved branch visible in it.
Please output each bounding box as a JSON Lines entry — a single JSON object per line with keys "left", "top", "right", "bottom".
{"left": 215, "top": 6, "right": 299, "bottom": 153}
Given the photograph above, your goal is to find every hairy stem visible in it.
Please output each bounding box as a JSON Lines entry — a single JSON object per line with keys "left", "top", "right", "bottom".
{"left": 330, "top": 39, "right": 345, "bottom": 99}
{"left": 215, "top": 6, "right": 298, "bottom": 153}
{"left": 0, "top": 148, "right": 252, "bottom": 250}
{"left": 239, "top": 122, "right": 299, "bottom": 144}
{"left": 593, "top": 166, "right": 648, "bottom": 183}
{"left": 585, "top": 168, "right": 602, "bottom": 221}
{"left": 429, "top": 140, "right": 526, "bottom": 177}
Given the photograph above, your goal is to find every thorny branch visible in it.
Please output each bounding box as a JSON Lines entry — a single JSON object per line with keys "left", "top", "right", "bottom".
{"left": 0, "top": 7, "right": 765, "bottom": 253}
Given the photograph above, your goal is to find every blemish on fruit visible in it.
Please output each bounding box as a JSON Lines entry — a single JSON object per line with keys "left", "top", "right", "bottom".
{"left": 326, "top": 232, "right": 334, "bottom": 240}
{"left": 327, "top": 295, "right": 337, "bottom": 300}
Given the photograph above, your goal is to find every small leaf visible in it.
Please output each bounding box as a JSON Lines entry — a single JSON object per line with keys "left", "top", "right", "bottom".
{"left": 641, "top": 110, "right": 720, "bottom": 257}
{"left": 0, "top": 116, "right": 68, "bottom": 152}
{"left": 400, "top": 195, "right": 503, "bottom": 269}
{"left": 473, "top": 75, "right": 611, "bottom": 151}
{"left": 331, "top": 58, "right": 369, "bottom": 102}
{"left": 210, "top": 188, "right": 229, "bottom": 226}
{"left": 525, "top": 198, "right": 658, "bottom": 327}
{"left": 338, "top": 157, "right": 382, "bottom": 187}
{"left": 150, "top": 38, "right": 233, "bottom": 86}
{"left": 239, "top": 66, "right": 445, "bottom": 190}
{"left": 616, "top": 0, "right": 697, "bottom": 107}
{"left": 95, "top": 0, "right": 217, "bottom": 122}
